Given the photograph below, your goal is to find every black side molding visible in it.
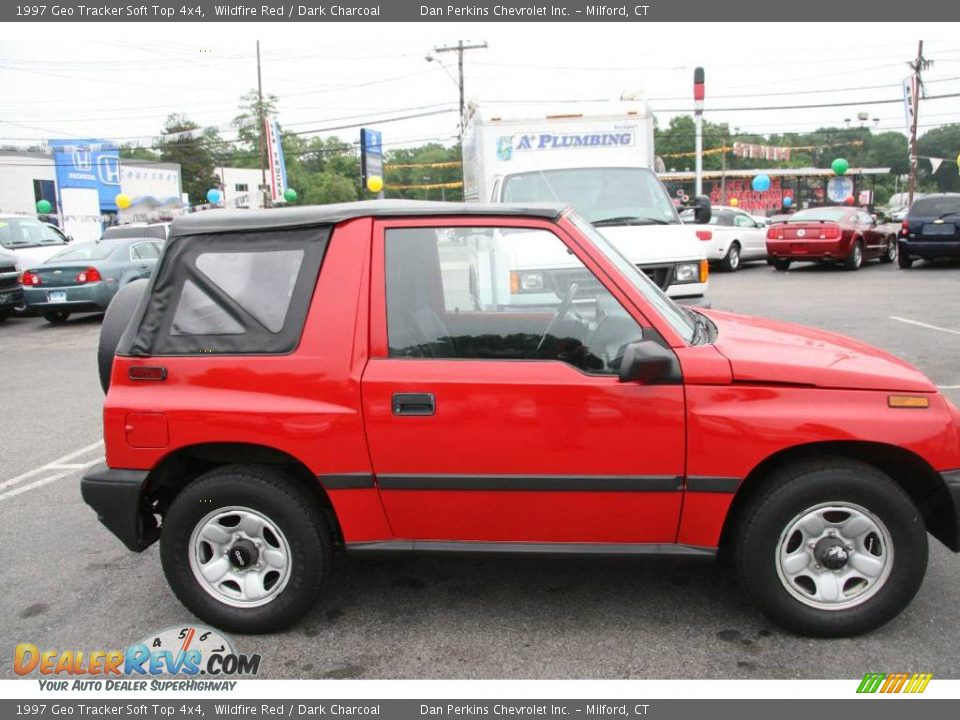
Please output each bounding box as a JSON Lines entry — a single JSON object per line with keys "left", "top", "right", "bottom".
{"left": 80, "top": 463, "right": 158, "bottom": 552}
{"left": 319, "top": 473, "right": 375, "bottom": 490}
{"left": 376, "top": 475, "right": 683, "bottom": 492}
{"left": 686, "top": 476, "right": 741, "bottom": 493}
{"left": 347, "top": 540, "right": 716, "bottom": 557}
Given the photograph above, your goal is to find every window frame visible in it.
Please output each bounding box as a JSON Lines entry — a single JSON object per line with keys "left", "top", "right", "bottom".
{"left": 370, "top": 216, "right": 658, "bottom": 365}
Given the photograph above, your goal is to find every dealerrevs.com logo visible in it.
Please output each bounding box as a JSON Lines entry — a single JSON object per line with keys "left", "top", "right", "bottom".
{"left": 857, "top": 672, "right": 933, "bottom": 694}
{"left": 14, "top": 626, "right": 260, "bottom": 691}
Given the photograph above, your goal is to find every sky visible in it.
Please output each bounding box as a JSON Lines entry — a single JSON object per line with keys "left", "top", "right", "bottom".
{"left": 2, "top": 22, "right": 960, "bottom": 155}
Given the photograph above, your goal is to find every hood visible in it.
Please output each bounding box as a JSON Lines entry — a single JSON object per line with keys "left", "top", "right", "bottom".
{"left": 703, "top": 309, "right": 935, "bottom": 392}
{"left": 597, "top": 223, "right": 706, "bottom": 264}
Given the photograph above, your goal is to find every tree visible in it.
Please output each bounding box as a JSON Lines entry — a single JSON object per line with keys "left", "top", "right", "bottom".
{"left": 917, "top": 124, "right": 960, "bottom": 193}
{"left": 230, "top": 89, "right": 280, "bottom": 170}
{"left": 157, "top": 113, "right": 222, "bottom": 205}
{"left": 119, "top": 145, "right": 160, "bottom": 162}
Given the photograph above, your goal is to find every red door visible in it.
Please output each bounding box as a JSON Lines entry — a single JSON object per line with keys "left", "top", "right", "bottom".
{"left": 360, "top": 217, "right": 686, "bottom": 545}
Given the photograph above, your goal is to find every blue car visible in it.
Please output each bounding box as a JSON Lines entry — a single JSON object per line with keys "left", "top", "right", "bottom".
{"left": 21, "top": 237, "right": 163, "bottom": 324}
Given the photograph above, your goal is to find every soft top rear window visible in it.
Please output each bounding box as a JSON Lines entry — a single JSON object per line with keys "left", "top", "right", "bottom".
{"left": 128, "top": 225, "right": 330, "bottom": 356}
{"left": 910, "top": 196, "right": 960, "bottom": 218}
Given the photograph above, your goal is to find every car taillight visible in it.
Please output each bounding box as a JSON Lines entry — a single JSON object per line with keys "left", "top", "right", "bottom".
{"left": 820, "top": 224, "right": 841, "bottom": 240}
{"left": 695, "top": 230, "right": 712, "bottom": 241}
{"left": 901, "top": 220, "right": 909, "bottom": 237}
{"left": 21, "top": 270, "right": 41, "bottom": 286}
{"left": 76, "top": 267, "right": 102, "bottom": 284}
{"left": 766, "top": 227, "right": 783, "bottom": 240}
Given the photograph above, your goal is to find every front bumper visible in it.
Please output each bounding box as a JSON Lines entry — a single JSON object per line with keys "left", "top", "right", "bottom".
{"left": 81, "top": 463, "right": 158, "bottom": 552}
{"left": 766, "top": 239, "right": 852, "bottom": 261}
{"left": 900, "top": 239, "right": 960, "bottom": 259}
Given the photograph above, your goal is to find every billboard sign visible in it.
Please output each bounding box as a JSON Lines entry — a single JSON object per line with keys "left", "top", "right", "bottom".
{"left": 361, "top": 128, "right": 383, "bottom": 192}
{"left": 49, "top": 139, "right": 121, "bottom": 212}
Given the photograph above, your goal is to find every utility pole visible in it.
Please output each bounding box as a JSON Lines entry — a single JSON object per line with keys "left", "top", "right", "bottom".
{"left": 693, "top": 67, "right": 705, "bottom": 197}
{"left": 433, "top": 40, "right": 488, "bottom": 139}
{"left": 256, "top": 40, "right": 269, "bottom": 209}
{"left": 907, "top": 41, "right": 933, "bottom": 206}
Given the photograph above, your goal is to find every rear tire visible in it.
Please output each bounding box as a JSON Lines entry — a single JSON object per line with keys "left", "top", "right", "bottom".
{"left": 880, "top": 237, "right": 897, "bottom": 264}
{"left": 734, "top": 458, "right": 927, "bottom": 637}
{"left": 161, "top": 464, "right": 333, "bottom": 633}
{"left": 843, "top": 240, "right": 863, "bottom": 271}
{"left": 720, "top": 242, "right": 741, "bottom": 272}
{"left": 773, "top": 259, "right": 791, "bottom": 272}
{"left": 43, "top": 310, "right": 70, "bottom": 324}
{"left": 898, "top": 246, "right": 914, "bottom": 269}
{"left": 98, "top": 279, "right": 148, "bottom": 393}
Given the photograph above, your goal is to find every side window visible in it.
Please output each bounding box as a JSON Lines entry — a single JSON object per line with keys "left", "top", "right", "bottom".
{"left": 131, "top": 226, "right": 330, "bottom": 356}
{"left": 39, "top": 223, "right": 66, "bottom": 245}
{"left": 710, "top": 211, "right": 734, "bottom": 227}
{"left": 20, "top": 220, "right": 45, "bottom": 245}
{"left": 131, "top": 242, "right": 160, "bottom": 261}
{"left": 384, "top": 226, "right": 643, "bottom": 375}
{"left": 733, "top": 213, "right": 755, "bottom": 228}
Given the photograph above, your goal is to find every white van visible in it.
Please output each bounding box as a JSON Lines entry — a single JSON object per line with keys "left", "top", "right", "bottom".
{"left": 462, "top": 100, "right": 711, "bottom": 306}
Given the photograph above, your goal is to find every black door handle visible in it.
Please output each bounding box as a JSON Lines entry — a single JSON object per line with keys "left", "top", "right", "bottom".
{"left": 392, "top": 393, "right": 435, "bottom": 416}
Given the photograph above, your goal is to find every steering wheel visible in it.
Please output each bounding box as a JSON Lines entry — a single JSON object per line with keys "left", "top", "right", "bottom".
{"left": 536, "top": 282, "right": 579, "bottom": 353}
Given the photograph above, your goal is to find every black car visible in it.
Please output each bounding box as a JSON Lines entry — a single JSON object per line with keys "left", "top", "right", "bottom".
{"left": 0, "top": 248, "right": 23, "bottom": 321}
{"left": 899, "top": 193, "right": 960, "bottom": 268}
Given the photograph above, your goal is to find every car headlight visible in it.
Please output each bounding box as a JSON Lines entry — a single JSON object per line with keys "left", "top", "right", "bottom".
{"left": 674, "top": 263, "right": 700, "bottom": 283}
{"left": 510, "top": 270, "right": 546, "bottom": 293}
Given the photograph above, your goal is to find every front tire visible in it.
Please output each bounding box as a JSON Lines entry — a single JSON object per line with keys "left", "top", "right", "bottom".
{"left": 898, "top": 246, "right": 914, "bottom": 269}
{"left": 734, "top": 458, "right": 927, "bottom": 637}
{"left": 161, "top": 465, "right": 333, "bottom": 633}
{"left": 843, "top": 240, "right": 863, "bottom": 271}
{"left": 720, "top": 242, "right": 741, "bottom": 272}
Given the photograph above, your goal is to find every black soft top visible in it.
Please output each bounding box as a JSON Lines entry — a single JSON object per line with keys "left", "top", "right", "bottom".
{"left": 170, "top": 199, "right": 566, "bottom": 238}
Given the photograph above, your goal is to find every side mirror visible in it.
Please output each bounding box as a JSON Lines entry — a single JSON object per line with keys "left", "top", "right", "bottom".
{"left": 66, "top": 235, "right": 73, "bottom": 243}
{"left": 692, "top": 195, "right": 712, "bottom": 224}
{"left": 618, "top": 340, "right": 681, "bottom": 384}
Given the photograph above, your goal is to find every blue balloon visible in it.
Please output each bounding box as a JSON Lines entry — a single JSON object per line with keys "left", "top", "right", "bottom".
{"left": 752, "top": 174, "right": 771, "bottom": 192}
{"left": 783, "top": 196, "right": 793, "bottom": 208}
{"left": 206, "top": 188, "right": 222, "bottom": 204}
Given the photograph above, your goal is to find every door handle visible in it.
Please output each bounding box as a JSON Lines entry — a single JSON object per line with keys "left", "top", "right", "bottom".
{"left": 392, "top": 392, "right": 435, "bottom": 416}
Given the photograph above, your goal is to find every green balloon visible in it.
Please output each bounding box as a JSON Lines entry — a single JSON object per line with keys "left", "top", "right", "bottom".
{"left": 283, "top": 188, "right": 297, "bottom": 202}
{"left": 36, "top": 199, "right": 52, "bottom": 214}
{"left": 831, "top": 158, "right": 849, "bottom": 175}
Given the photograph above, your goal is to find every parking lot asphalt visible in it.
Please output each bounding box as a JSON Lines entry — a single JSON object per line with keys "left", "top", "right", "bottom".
{"left": 2, "top": 259, "right": 960, "bottom": 680}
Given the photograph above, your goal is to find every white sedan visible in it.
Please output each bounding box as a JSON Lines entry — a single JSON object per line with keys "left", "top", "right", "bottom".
{"left": 699, "top": 206, "right": 769, "bottom": 271}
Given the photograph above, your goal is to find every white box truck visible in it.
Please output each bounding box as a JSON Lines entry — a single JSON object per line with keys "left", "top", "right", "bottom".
{"left": 462, "top": 99, "right": 711, "bottom": 306}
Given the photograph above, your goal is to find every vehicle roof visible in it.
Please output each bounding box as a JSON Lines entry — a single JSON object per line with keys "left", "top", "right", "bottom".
{"left": 170, "top": 200, "right": 567, "bottom": 237}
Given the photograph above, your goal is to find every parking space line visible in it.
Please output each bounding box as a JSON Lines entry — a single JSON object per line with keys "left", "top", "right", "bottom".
{"left": 0, "top": 458, "right": 102, "bottom": 504}
{"left": 0, "top": 440, "right": 103, "bottom": 492}
{"left": 889, "top": 316, "right": 960, "bottom": 336}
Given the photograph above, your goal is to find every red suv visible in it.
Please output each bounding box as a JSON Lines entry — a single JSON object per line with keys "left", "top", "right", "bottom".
{"left": 83, "top": 201, "right": 960, "bottom": 637}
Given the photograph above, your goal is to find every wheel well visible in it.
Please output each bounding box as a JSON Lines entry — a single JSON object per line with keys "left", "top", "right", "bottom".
{"left": 718, "top": 441, "right": 956, "bottom": 550}
{"left": 145, "top": 443, "right": 344, "bottom": 545}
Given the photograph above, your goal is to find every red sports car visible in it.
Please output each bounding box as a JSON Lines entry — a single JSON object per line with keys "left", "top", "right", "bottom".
{"left": 766, "top": 207, "right": 899, "bottom": 271}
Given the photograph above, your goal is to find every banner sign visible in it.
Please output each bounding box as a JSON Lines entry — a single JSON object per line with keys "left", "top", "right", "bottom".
{"left": 902, "top": 75, "right": 917, "bottom": 135}
{"left": 733, "top": 142, "right": 792, "bottom": 162}
{"left": 49, "top": 138, "right": 121, "bottom": 212}
{"left": 264, "top": 116, "right": 288, "bottom": 203}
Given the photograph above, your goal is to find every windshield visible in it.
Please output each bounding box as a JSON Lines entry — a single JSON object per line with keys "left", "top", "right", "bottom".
{"left": 0, "top": 217, "right": 67, "bottom": 250}
{"left": 566, "top": 211, "right": 696, "bottom": 343}
{"left": 502, "top": 167, "right": 680, "bottom": 225}
{"left": 788, "top": 208, "right": 850, "bottom": 222}
{"left": 910, "top": 196, "right": 960, "bottom": 217}
{"left": 48, "top": 242, "right": 117, "bottom": 262}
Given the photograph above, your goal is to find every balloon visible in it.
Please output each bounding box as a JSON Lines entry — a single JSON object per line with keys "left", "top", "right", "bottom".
{"left": 283, "top": 188, "right": 297, "bottom": 203}
{"left": 729, "top": 197, "right": 739, "bottom": 207}
{"left": 831, "top": 158, "right": 849, "bottom": 175}
{"left": 206, "top": 188, "right": 222, "bottom": 204}
{"left": 752, "top": 174, "right": 771, "bottom": 192}
{"left": 36, "top": 199, "right": 52, "bottom": 214}
{"left": 783, "top": 196, "right": 793, "bottom": 208}
{"left": 115, "top": 193, "right": 131, "bottom": 210}
{"left": 844, "top": 196, "right": 856, "bottom": 205}
{"left": 366, "top": 176, "right": 384, "bottom": 193}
